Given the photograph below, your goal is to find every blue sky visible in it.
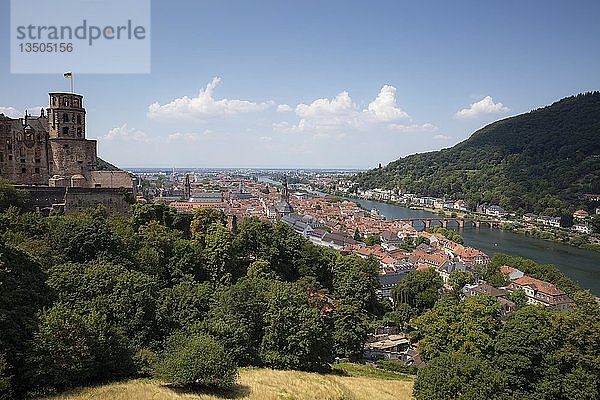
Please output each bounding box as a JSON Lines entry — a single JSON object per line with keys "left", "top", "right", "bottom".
{"left": 1, "top": 0, "right": 599, "bottom": 168}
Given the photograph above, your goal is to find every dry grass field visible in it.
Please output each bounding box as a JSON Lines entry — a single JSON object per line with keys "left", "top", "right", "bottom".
{"left": 45, "top": 365, "right": 414, "bottom": 400}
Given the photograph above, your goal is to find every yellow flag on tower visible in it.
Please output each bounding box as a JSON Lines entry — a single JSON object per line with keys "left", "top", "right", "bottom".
{"left": 63, "top": 72, "right": 73, "bottom": 79}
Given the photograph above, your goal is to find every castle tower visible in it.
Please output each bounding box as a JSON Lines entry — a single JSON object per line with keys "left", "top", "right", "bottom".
{"left": 47, "top": 93, "right": 86, "bottom": 139}
{"left": 46, "top": 93, "right": 97, "bottom": 186}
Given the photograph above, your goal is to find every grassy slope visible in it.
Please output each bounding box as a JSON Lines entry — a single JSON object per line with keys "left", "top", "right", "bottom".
{"left": 45, "top": 366, "right": 414, "bottom": 400}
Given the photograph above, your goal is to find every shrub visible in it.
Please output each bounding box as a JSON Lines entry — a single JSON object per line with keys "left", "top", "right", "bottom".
{"left": 153, "top": 332, "right": 237, "bottom": 389}
{"left": 133, "top": 348, "right": 157, "bottom": 377}
{"left": 376, "top": 359, "right": 418, "bottom": 375}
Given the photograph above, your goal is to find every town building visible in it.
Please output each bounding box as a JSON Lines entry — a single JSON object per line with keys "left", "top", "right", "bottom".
{"left": 573, "top": 209, "right": 590, "bottom": 220}
{"left": 499, "top": 265, "right": 524, "bottom": 281}
{"left": 536, "top": 215, "right": 561, "bottom": 228}
{"left": 572, "top": 224, "right": 593, "bottom": 234}
{"left": 363, "top": 334, "right": 410, "bottom": 361}
{"left": 480, "top": 204, "right": 506, "bottom": 217}
{"left": 507, "top": 276, "right": 573, "bottom": 311}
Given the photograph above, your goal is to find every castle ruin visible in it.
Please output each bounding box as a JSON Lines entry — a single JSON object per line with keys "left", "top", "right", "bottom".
{"left": 0, "top": 92, "right": 135, "bottom": 214}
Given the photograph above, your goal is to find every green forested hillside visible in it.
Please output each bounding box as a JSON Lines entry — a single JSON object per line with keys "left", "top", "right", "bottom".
{"left": 355, "top": 92, "right": 600, "bottom": 214}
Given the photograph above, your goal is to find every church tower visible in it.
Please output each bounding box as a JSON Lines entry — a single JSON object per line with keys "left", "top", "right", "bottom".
{"left": 184, "top": 173, "right": 191, "bottom": 200}
{"left": 275, "top": 174, "right": 293, "bottom": 217}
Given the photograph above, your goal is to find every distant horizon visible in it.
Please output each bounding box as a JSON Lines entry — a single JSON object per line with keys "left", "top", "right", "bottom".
{"left": 120, "top": 165, "right": 367, "bottom": 172}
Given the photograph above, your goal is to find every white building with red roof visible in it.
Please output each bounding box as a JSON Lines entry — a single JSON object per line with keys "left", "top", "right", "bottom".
{"left": 508, "top": 276, "right": 573, "bottom": 311}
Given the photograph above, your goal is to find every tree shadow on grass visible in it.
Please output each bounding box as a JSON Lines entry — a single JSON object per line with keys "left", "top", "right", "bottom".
{"left": 165, "top": 383, "right": 251, "bottom": 399}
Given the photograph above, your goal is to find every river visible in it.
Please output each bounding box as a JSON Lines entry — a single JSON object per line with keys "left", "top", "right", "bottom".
{"left": 351, "top": 198, "right": 600, "bottom": 295}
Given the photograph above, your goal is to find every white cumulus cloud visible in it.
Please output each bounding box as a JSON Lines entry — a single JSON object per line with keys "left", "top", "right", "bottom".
{"left": 296, "top": 91, "right": 356, "bottom": 118}
{"left": 277, "top": 104, "right": 293, "bottom": 112}
{"left": 0, "top": 106, "right": 46, "bottom": 118}
{"left": 366, "top": 85, "right": 410, "bottom": 122}
{"left": 455, "top": 96, "right": 510, "bottom": 119}
{"left": 167, "top": 130, "right": 214, "bottom": 142}
{"left": 388, "top": 123, "right": 438, "bottom": 133}
{"left": 102, "top": 123, "right": 150, "bottom": 142}
{"left": 147, "top": 77, "right": 273, "bottom": 119}
{"left": 283, "top": 85, "right": 415, "bottom": 136}
{"left": 0, "top": 107, "right": 22, "bottom": 118}
{"left": 433, "top": 134, "right": 451, "bottom": 140}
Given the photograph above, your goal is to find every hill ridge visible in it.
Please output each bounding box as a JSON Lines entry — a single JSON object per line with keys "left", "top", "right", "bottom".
{"left": 355, "top": 92, "right": 600, "bottom": 214}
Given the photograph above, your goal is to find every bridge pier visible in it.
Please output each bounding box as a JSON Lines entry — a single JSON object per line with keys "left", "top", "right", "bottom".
{"left": 441, "top": 220, "right": 448, "bottom": 228}
{"left": 424, "top": 220, "right": 431, "bottom": 229}
{"left": 458, "top": 219, "right": 465, "bottom": 228}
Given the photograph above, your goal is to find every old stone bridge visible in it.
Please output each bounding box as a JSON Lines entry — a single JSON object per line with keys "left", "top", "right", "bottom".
{"left": 400, "top": 217, "right": 503, "bottom": 229}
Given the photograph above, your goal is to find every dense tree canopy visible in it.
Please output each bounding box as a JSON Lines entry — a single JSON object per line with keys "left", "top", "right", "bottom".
{"left": 414, "top": 292, "right": 600, "bottom": 400}
{"left": 333, "top": 255, "right": 380, "bottom": 359}
{"left": 414, "top": 296, "right": 501, "bottom": 361}
{"left": 260, "top": 281, "right": 333, "bottom": 372}
{"left": 0, "top": 191, "right": 597, "bottom": 399}
{"left": 0, "top": 181, "right": 29, "bottom": 212}
{"left": 391, "top": 268, "right": 443, "bottom": 313}
{"left": 0, "top": 241, "right": 50, "bottom": 396}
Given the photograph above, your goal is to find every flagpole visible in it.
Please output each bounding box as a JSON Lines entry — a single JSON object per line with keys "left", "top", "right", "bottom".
{"left": 71, "top": 73, "right": 74, "bottom": 94}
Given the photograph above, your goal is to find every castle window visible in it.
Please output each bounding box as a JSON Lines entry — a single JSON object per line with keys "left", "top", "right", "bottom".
{"left": 77, "top": 115, "right": 82, "bottom": 124}
{"left": 74, "top": 100, "right": 79, "bottom": 107}
{"left": 34, "top": 167, "right": 40, "bottom": 174}
{"left": 63, "top": 114, "right": 69, "bottom": 123}
{"left": 35, "top": 158, "right": 40, "bottom": 163}
{"left": 77, "top": 128, "right": 82, "bottom": 137}
{"left": 62, "top": 127, "right": 69, "bottom": 135}
{"left": 8, "top": 155, "right": 12, "bottom": 161}
{"left": 20, "top": 158, "right": 25, "bottom": 163}
{"left": 0, "top": 152, "right": 3, "bottom": 162}
{"left": 21, "top": 167, "right": 26, "bottom": 173}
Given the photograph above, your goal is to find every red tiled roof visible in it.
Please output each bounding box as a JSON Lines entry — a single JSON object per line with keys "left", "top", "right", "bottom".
{"left": 511, "top": 276, "right": 565, "bottom": 296}
{"left": 500, "top": 265, "right": 517, "bottom": 275}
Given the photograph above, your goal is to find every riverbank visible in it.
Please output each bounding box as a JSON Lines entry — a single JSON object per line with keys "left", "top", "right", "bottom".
{"left": 311, "top": 187, "right": 600, "bottom": 254}
{"left": 502, "top": 223, "right": 600, "bottom": 253}
{"left": 349, "top": 197, "right": 600, "bottom": 295}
